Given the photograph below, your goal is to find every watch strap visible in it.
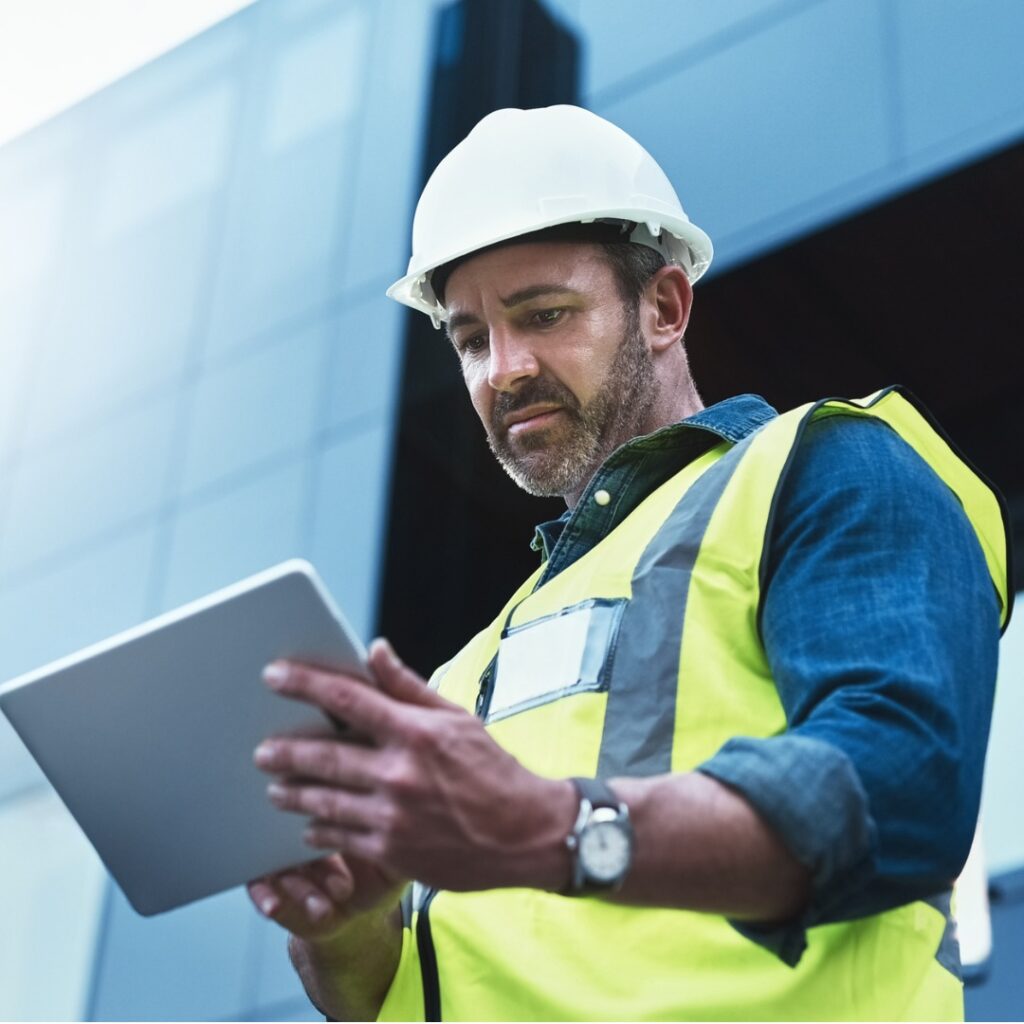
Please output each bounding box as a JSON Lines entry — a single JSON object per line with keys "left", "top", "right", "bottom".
{"left": 565, "top": 777, "right": 631, "bottom": 895}
{"left": 570, "top": 776, "right": 620, "bottom": 811}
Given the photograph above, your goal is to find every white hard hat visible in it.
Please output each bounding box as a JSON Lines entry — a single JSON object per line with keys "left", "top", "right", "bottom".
{"left": 386, "top": 104, "right": 713, "bottom": 326}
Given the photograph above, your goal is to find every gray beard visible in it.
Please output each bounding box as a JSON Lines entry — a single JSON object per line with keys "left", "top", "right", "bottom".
{"left": 485, "top": 313, "right": 658, "bottom": 498}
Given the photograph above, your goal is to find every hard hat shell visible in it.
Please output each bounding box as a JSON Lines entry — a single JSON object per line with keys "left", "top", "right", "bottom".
{"left": 386, "top": 105, "right": 713, "bottom": 325}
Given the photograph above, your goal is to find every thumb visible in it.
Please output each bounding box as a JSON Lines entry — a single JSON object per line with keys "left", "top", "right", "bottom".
{"left": 368, "top": 638, "right": 446, "bottom": 708}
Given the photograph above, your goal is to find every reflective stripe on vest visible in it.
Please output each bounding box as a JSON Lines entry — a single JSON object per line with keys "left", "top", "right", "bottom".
{"left": 377, "top": 387, "right": 1010, "bottom": 1022}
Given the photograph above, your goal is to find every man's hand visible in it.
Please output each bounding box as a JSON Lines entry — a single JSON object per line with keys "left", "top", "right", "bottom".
{"left": 246, "top": 852, "right": 403, "bottom": 943}
{"left": 246, "top": 852, "right": 404, "bottom": 1022}
{"left": 254, "top": 638, "right": 576, "bottom": 893}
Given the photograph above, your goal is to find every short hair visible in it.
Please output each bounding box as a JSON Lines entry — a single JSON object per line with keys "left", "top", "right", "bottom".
{"left": 597, "top": 241, "right": 667, "bottom": 310}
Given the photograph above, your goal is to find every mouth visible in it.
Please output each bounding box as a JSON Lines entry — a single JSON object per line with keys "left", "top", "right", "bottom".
{"left": 504, "top": 406, "right": 565, "bottom": 436}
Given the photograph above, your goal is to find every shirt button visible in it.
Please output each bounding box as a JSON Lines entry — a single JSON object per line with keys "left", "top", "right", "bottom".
{"left": 594, "top": 489, "right": 611, "bottom": 507}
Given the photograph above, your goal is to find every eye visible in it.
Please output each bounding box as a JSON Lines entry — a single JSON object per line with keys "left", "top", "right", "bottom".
{"left": 458, "top": 333, "right": 488, "bottom": 356}
{"left": 531, "top": 308, "right": 564, "bottom": 326}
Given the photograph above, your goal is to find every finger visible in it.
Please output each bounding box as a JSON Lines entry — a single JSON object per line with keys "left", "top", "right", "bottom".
{"left": 302, "top": 854, "right": 354, "bottom": 904}
{"left": 248, "top": 878, "right": 281, "bottom": 918}
{"left": 304, "top": 820, "right": 382, "bottom": 863}
{"left": 253, "top": 736, "right": 380, "bottom": 789}
{"left": 275, "top": 870, "right": 336, "bottom": 926}
{"left": 264, "top": 661, "right": 407, "bottom": 741}
{"left": 248, "top": 873, "right": 325, "bottom": 932}
{"left": 267, "top": 780, "right": 377, "bottom": 829}
{"left": 368, "top": 639, "right": 451, "bottom": 709}
{"left": 271, "top": 721, "right": 339, "bottom": 741}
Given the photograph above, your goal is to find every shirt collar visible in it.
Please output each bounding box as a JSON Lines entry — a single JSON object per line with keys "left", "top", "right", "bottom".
{"left": 530, "top": 394, "right": 778, "bottom": 564}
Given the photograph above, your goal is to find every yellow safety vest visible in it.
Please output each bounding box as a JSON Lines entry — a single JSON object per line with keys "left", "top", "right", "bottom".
{"left": 378, "top": 387, "right": 1012, "bottom": 1022}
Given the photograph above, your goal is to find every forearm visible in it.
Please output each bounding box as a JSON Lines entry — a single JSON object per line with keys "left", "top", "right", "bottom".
{"left": 607, "top": 771, "right": 810, "bottom": 920}
{"left": 289, "top": 905, "right": 402, "bottom": 1022}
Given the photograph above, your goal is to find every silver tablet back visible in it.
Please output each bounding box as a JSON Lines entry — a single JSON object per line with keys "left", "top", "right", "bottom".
{"left": 0, "top": 559, "right": 366, "bottom": 915}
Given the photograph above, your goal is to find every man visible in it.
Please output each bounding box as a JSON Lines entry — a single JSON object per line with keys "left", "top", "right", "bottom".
{"left": 246, "top": 106, "right": 1011, "bottom": 1020}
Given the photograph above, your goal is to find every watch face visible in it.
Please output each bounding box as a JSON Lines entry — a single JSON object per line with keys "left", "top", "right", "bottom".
{"left": 579, "top": 819, "right": 631, "bottom": 883}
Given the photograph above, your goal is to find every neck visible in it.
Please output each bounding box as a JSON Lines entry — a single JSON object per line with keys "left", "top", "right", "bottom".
{"left": 562, "top": 374, "right": 705, "bottom": 509}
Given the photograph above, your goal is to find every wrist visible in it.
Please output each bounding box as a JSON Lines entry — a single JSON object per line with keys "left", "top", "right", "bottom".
{"left": 506, "top": 776, "right": 577, "bottom": 892}
{"left": 290, "top": 906, "right": 402, "bottom": 1023}
{"left": 563, "top": 777, "right": 635, "bottom": 895}
{"left": 299, "top": 902, "right": 401, "bottom": 961}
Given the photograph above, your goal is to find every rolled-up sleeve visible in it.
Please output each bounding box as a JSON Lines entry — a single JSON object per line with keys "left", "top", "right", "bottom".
{"left": 698, "top": 413, "right": 1000, "bottom": 965}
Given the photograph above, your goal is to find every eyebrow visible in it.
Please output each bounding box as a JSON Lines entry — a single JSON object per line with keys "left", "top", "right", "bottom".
{"left": 446, "top": 284, "right": 577, "bottom": 340}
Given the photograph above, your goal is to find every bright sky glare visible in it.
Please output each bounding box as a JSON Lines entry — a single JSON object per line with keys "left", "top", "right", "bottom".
{"left": 0, "top": 0, "right": 255, "bottom": 149}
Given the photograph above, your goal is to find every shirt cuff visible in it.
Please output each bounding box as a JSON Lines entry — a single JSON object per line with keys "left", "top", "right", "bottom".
{"left": 698, "top": 733, "right": 878, "bottom": 966}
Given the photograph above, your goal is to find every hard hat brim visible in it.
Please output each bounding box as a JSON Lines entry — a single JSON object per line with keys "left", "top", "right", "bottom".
{"left": 386, "top": 210, "right": 714, "bottom": 322}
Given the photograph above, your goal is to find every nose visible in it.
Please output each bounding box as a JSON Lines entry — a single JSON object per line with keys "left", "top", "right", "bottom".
{"left": 487, "top": 326, "right": 539, "bottom": 392}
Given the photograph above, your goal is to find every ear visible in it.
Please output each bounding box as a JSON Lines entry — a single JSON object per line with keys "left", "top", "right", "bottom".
{"left": 642, "top": 265, "right": 693, "bottom": 354}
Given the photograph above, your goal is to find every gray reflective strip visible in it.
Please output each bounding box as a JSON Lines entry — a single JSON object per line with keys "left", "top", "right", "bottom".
{"left": 400, "top": 884, "right": 415, "bottom": 928}
{"left": 597, "top": 435, "right": 757, "bottom": 777}
{"left": 924, "top": 890, "right": 962, "bottom": 980}
{"left": 412, "top": 880, "right": 430, "bottom": 913}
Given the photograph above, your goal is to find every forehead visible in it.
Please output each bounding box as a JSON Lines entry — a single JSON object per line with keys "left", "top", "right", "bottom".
{"left": 443, "top": 241, "right": 612, "bottom": 314}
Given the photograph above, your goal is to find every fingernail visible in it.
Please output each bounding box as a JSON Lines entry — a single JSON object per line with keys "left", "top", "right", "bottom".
{"left": 253, "top": 742, "right": 276, "bottom": 766}
{"left": 263, "top": 662, "right": 289, "bottom": 688}
{"left": 376, "top": 637, "right": 400, "bottom": 667}
{"left": 267, "top": 782, "right": 287, "bottom": 803}
{"left": 261, "top": 897, "right": 279, "bottom": 916}
{"left": 305, "top": 894, "right": 331, "bottom": 921}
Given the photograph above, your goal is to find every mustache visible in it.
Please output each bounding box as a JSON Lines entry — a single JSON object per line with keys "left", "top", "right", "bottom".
{"left": 491, "top": 376, "right": 580, "bottom": 432}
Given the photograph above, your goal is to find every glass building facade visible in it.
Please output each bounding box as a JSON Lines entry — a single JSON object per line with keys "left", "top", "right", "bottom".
{"left": 1, "top": 1, "right": 1022, "bottom": 1018}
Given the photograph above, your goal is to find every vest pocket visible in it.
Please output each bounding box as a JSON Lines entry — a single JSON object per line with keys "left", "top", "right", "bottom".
{"left": 486, "top": 597, "right": 626, "bottom": 723}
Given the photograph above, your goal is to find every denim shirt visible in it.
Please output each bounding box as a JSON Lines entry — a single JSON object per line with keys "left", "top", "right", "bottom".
{"left": 532, "top": 394, "right": 1000, "bottom": 966}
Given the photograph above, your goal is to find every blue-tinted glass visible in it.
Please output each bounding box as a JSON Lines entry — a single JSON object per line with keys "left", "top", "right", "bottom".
{"left": 597, "top": 0, "right": 890, "bottom": 271}
{"left": 161, "top": 459, "right": 307, "bottom": 610}
{"left": 239, "top": 996, "right": 322, "bottom": 1021}
{"left": 0, "top": 789, "right": 107, "bottom": 1022}
{"left": 263, "top": 7, "right": 367, "bottom": 152}
{"left": 101, "top": 16, "right": 248, "bottom": 124}
{"left": 1, "top": 394, "right": 176, "bottom": 575}
{"left": 180, "top": 323, "right": 326, "bottom": 497}
{"left": 575, "top": 0, "right": 782, "bottom": 99}
{"left": 207, "top": 130, "right": 355, "bottom": 352}
{"left": 0, "top": 526, "right": 155, "bottom": 680}
{"left": 341, "top": 0, "right": 436, "bottom": 290}
{"left": 89, "top": 884, "right": 253, "bottom": 1021}
{"left": 982, "top": 601, "right": 1024, "bottom": 875}
{"left": 22, "top": 197, "right": 214, "bottom": 444}
{"left": 324, "top": 298, "right": 405, "bottom": 432}
{"left": 273, "top": 0, "right": 344, "bottom": 26}
{"left": 95, "top": 82, "right": 235, "bottom": 241}
{"left": 0, "top": 715, "right": 46, "bottom": 800}
{"left": 0, "top": 171, "right": 67, "bottom": 293}
{"left": 206, "top": 9, "right": 368, "bottom": 352}
{"left": 0, "top": 290, "right": 43, "bottom": 458}
{"left": 896, "top": 0, "right": 1024, "bottom": 178}
{"left": 309, "top": 422, "right": 393, "bottom": 642}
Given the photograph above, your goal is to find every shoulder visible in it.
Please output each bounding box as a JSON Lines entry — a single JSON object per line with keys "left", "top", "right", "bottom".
{"left": 772, "top": 411, "right": 960, "bottom": 529}
{"left": 762, "top": 409, "right": 988, "bottom": 596}
{"left": 787, "top": 411, "right": 933, "bottom": 489}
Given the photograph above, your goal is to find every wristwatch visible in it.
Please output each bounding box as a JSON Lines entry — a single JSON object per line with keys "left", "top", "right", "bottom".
{"left": 565, "top": 777, "right": 634, "bottom": 894}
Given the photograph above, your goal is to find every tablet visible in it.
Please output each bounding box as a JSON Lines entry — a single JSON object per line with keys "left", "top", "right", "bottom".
{"left": 0, "top": 559, "right": 367, "bottom": 916}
